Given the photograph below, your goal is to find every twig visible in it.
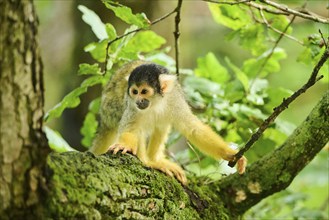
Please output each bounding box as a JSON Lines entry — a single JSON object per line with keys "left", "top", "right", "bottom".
{"left": 203, "top": 0, "right": 329, "bottom": 23}
{"left": 319, "top": 29, "right": 328, "bottom": 48}
{"left": 103, "top": 9, "right": 177, "bottom": 74}
{"left": 203, "top": 0, "right": 252, "bottom": 6}
{"left": 203, "top": 0, "right": 289, "bottom": 15}
{"left": 248, "top": 11, "right": 297, "bottom": 92}
{"left": 174, "top": 0, "right": 183, "bottom": 76}
{"left": 260, "top": 0, "right": 329, "bottom": 24}
{"left": 258, "top": 9, "right": 303, "bottom": 45}
{"left": 248, "top": 12, "right": 297, "bottom": 91}
{"left": 229, "top": 45, "right": 329, "bottom": 167}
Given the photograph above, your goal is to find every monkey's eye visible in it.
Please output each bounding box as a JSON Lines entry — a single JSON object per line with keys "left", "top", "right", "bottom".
{"left": 141, "top": 89, "right": 148, "bottom": 95}
{"left": 132, "top": 89, "right": 138, "bottom": 95}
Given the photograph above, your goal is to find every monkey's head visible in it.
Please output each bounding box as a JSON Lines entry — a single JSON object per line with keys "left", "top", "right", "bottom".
{"left": 127, "top": 63, "right": 177, "bottom": 110}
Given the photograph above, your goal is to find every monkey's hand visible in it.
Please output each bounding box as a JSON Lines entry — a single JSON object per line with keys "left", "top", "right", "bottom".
{"left": 146, "top": 159, "right": 187, "bottom": 185}
{"left": 236, "top": 156, "right": 247, "bottom": 174}
{"left": 108, "top": 143, "right": 137, "bottom": 155}
{"left": 108, "top": 132, "right": 138, "bottom": 155}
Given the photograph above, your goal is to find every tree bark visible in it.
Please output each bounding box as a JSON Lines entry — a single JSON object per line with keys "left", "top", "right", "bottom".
{"left": 0, "top": 0, "right": 49, "bottom": 218}
{"left": 44, "top": 91, "right": 328, "bottom": 219}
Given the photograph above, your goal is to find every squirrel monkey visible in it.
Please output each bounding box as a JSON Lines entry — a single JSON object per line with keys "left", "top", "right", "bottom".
{"left": 90, "top": 61, "right": 247, "bottom": 185}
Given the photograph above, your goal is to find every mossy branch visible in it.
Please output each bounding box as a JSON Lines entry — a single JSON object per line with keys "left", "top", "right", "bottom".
{"left": 44, "top": 91, "right": 328, "bottom": 219}
{"left": 216, "top": 91, "right": 329, "bottom": 215}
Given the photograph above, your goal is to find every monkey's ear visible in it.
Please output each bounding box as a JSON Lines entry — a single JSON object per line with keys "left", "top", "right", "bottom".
{"left": 159, "top": 74, "right": 177, "bottom": 93}
{"left": 125, "top": 75, "right": 130, "bottom": 81}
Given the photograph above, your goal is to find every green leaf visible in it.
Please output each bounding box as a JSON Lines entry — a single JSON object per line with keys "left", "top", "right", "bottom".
{"left": 208, "top": 3, "right": 251, "bottom": 30}
{"left": 78, "top": 5, "right": 108, "bottom": 40}
{"left": 297, "top": 34, "right": 323, "bottom": 65}
{"left": 243, "top": 48, "right": 287, "bottom": 78}
{"left": 104, "top": 2, "right": 150, "bottom": 28}
{"left": 107, "top": 25, "right": 138, "bottom": 62}
{"left": 81, "top": 112, "right": 98, "bottom": 148}
{"left": 119, "top": 31, "right": 166, "bottom": 59}
{"left": 78, "top": 63, "right": 102, "bottom": 75}
{"left": 84, "top": 40, "right": 107, "bottom": 62}
{"left": 89, "top": 98, "right": 101, "bottom": 114}
{"left": 45, "top": 75, "right": 104, "bottom": 122}
{"left": 183, "top": 75, "right": 224, "bottom": 97}
{"left": 105, "top": 23, "right": 117, "bottom": 41}
{"left": 195, "top": 52, "right": 230, "bottom": 83}
{"left": 236, "top": 104, "right": 267, "bottom": 120}
{"left": 264, "top": 13, "right": 293, "bottom": 39}
{"left": 247, "top": 79, "right": 268, "bottom": 105}
{"left": 239, "top": 24, "right": 266, "bottom": 56}
{"left": 225, "top": 57, "right": 249, "bottom": 92}
{"left": 44, "top": 126, "right": 76, "bottom": 153}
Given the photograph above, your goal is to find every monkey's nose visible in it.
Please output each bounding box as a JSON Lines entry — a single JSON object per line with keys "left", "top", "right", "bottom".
{"left": 136, "top": 99, "right": 149, "bottom": 110}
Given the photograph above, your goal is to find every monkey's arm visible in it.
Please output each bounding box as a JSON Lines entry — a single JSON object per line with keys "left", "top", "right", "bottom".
{"left": 108, "top": 108, "right": 140, "bottom": 155}
{"left": 173, "top": 102, "right": 247, "bottom": 174}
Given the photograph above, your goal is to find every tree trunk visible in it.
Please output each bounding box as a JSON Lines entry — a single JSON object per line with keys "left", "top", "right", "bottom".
{"left": 0, "top": 0, "right": 49, "bottom": 218}
{"left": 44, "top": 91, "right": 328, "bottom": 219}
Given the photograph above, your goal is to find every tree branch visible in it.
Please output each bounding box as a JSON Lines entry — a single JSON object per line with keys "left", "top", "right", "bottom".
{"left": 260, "top": 0, "right": 329, "bottom": 24}
{"left": 229, "top": 45, "right": 329, "bottom": 167}
{"left": 203, "top": 0, "right": 329, "bottom": 23}
{"left": 44, "top": 91, "right": 329, "bottom": 218}
{"left": 217, "top": 90, "right": 329, "bottom": 215}
{"left": 103, "top": 9, "right": 176, "bottom": 74}
{"left": 174, "top": 0, "right": 183, "bottom": 76}
{"left": 257, "top": 9, "right": 303, "bottom": 45}
{"left": 248, "top": 12, "right": 298, "bottom": 91}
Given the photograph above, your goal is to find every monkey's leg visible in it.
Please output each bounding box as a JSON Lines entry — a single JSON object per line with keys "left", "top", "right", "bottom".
{"left": 90, "top": 128, "right": 117, "bottom": 155}
{"left": 145, "top": 127, "right": 187, "bottom": 185}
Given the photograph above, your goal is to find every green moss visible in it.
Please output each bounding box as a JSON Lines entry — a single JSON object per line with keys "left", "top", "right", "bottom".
{"left": 44, "top": 152, "right": 203, "bottom": 219}
{"left": 279, "top": 172, "right": 292, "bottom": 183}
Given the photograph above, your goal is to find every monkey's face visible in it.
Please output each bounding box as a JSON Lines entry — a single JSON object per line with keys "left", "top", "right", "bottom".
{"left": 128, "top": 83, "right": 156, "bottom": 110}
{"left": 127, "top": 63, "right": 177, "bottom": 111}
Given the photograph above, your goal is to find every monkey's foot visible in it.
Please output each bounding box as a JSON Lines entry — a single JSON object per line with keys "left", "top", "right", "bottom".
{"left": 146, "top": 159, "right": 187, "bottom": 185}
{"left": 108, "top": 143, "right": 137, "bottom": 155}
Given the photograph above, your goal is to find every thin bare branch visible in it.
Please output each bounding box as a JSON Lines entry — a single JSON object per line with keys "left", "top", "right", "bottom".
{"left": 248, "top": 12, "right": 297, "bottom": 88}
{"left": 203, "top": 0, "right": 252, "bottom": 5}
{"left": 319, "top": 29, "right": 328, "bottom": 48}
{"left": 258, "top": 9, "right": 303, "bottom": 45}
{"left": 174, "top": 0, "right": 183, "bottom": 76}
{"left": 203, "top": 0, "right": 289, "bottom": 15}
{"left": 103, "top": 9, "right": 176, "bottom": 74}
{"left": 229, "top": 45, "right": 329, "bottom": 167}
{"left": 260, "top": 0, "right": 329, "bottom": 24}
{"left": 203, "top": 0, "right": 329, "bottom": 23}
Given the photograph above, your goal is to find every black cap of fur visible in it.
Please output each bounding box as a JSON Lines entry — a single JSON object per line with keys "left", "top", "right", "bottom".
{"left": 128, "top": 63, "right": 169, "bottom": 94}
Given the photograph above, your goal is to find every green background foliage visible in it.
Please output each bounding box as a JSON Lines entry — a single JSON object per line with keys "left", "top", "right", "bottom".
{"left": 37, "top": 0, "right": 328, "bottom": 219}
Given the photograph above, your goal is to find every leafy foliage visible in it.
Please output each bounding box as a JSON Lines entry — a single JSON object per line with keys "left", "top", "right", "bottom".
{"left": 44, "top": 1, "right": 327, "bottom": 217}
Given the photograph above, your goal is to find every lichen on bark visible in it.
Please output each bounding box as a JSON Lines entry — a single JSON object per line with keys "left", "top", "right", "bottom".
{"left": 45, "top": 152, "right": 202, "bottom": 219}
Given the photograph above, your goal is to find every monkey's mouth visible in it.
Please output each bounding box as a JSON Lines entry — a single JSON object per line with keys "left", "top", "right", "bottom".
{"left": 136, "top": 99, "right": 149, "bottom": 110}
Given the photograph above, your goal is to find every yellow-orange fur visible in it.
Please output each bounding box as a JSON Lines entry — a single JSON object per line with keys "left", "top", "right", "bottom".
{"left": 90, "top": 61, "right": 247, "bottom": 184}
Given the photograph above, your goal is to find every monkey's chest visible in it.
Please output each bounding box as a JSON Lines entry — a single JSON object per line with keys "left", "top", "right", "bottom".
{"left": 137, "top": 111, "right": 171, "bottom": 134}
